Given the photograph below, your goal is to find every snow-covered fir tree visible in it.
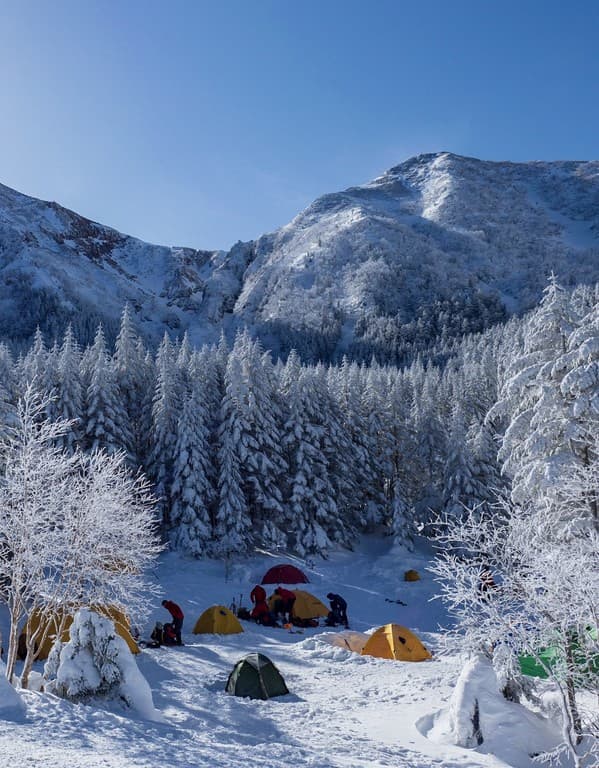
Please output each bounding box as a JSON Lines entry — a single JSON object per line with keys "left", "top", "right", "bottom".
{"left": 84, "top": 325, "right": 131, "bottom": 455}
{"left": 149, "top": 333, "right": 182, "bottom": 529}
{"left": 169, "top": 358, "right": 214, "bottom": 556}
{"left": 214, "top": 353, "right": 252, "bottom": 556}
{"left": 281, "top": 353, "right": 339, "bottom": 555}
{"left": 53, "top": 326, "right": 84, "bottom": 452}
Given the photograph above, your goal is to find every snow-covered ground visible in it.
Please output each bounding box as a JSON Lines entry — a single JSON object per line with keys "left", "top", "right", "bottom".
{"left": 0, "top": 536, "right": 564, "bottom": 768}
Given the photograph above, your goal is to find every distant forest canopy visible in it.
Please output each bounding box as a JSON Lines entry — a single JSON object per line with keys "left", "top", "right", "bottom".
{"left": 1, "top": 275, "right": 509, "bottom": 369}
{"left": 0, "top": 276, "right": 597, "bottom": 558}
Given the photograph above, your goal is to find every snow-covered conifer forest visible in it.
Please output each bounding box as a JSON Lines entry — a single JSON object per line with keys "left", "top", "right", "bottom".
{"left": 1, "top": 276, "right": 598, "bottom": 556}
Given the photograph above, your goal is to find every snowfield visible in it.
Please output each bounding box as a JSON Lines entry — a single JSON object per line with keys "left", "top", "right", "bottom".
{"left": 0, "top": 536, "right": 566, "bottom": 768}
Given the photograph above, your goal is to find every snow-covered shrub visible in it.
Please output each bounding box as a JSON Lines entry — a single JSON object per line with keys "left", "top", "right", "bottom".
{"left": 45, "top": 609, "right": 159, "bottom": 720}
{"left": 448, "top": 654, "right": 560, "bottom": 760}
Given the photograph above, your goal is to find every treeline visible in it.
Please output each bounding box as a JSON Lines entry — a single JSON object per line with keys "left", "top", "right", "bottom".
{"left": 0, "top": 277, "right": 597, "bottom": 557}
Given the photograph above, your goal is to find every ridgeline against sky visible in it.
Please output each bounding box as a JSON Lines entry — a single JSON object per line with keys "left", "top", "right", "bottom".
{"left": 1, "top": 0, "right": 598, "bottom": 250}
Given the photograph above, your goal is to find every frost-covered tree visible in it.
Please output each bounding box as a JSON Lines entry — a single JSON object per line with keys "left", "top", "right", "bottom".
{"left": 54, "top": 326, "right": 84, "bottom": 452}
{"left": 490, "top": 275, "right": 578, "bottom": 505}
{"left": 409, "top": 362, "right": 447, "bottom": 516}
{"left": 84, "top": 325, "right": 131, "bottom": 455}
{"left": 466, "top": 419, "right": 506, "bottom": 517}
{"left": 557, "top": 298, "right": 599, "bottom": 494}
{"left": 0, "top": 344, "right": 17, "bottom": 441}
{"left": 170, "top": 368, "right": 214, "bottom": 556}
{"left": 214, "top": 354, "right": 251, "bottom": 556}
{"left": 327, "top": 359, "right": 369, "bottom": 528}
{"left": 387, "top": 370, "right": 417, "bottom": 538}
{"left": 442, "top": 404, "right": 478, "bottom": 519}
{"left": 360, "top": 365, "right": 394, "bottom": 528}
{"left": 224, "top": 331, "right": 288, "bottom": 549}
{"left": 18, "top": 327, "right": 49, "bottom": 392}
{"left": 113, "top": 305, "right": 151, "bottom": 469}
{"left": 282, "top": 357, "right": 338, "bottom": 555}
{"left": 430, "top": 487, "right": 599, "bottom": 767}
{"left": 0, "top": 387, "right": 161, "bottom": 687}
{"left": 149, "top": 333, "right": 181, "bottom": 529}
{"left": 317, "top": 364, "right": 359, "bottom": 545}
{"left": 0, "top": 387, "right": 79, "bottom": 684}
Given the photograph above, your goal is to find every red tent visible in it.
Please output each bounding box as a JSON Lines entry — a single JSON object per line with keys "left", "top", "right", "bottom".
{"left": 261, "top": 564, "right": 309, "bottom": 584}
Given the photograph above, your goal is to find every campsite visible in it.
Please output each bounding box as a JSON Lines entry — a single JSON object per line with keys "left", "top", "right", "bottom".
{"left": 1, "top": 534, "right": 588, "bottom": 768}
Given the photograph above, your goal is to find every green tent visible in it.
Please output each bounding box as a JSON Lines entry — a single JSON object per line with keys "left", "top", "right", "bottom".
{"left": 519, "top": 647, "right": 560, "bottom": 679}
{"left": 225, "top": 653, "right": 289, "bottom": 700}
{"left": 519, "top": 626, "right": 599, "bottom": 679}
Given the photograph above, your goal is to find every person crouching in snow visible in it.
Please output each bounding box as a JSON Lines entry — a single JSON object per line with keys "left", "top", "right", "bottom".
{"left": 273, "top": 587, "right": 296, "bottom": 623}
{"left": 162, "top": 599, "right": 184, "bottom": 645}
{"left": 251, "top": 599, "right": 278, "bottom": 627}
{"left": 250, "top": 584, "right": 277, "bottom": 626}
{"left": 325, "top": 592, "right": 349, "bottom": 628}
{"left": 149, "top": 621, "right": 177, "bottom": 647}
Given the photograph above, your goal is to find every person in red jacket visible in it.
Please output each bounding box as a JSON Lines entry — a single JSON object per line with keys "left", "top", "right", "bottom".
{"left": 250, "top": 584, "right": 276, "bottom": 625}
{"left": 250, "top": 584, "right": 267, "bottom": 605}
{"left": 162, "top": 599, "right": 184, "bottom": 645}
{"left": 273, "top": 587, "right": 296, "bottom": 623}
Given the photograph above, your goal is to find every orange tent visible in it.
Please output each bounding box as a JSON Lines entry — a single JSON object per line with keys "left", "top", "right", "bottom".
{"left": 19, "top": 605, "right": 139, "bottom": 659}
{"left": 361, "top": 624, "right": 431, "bottom": 662}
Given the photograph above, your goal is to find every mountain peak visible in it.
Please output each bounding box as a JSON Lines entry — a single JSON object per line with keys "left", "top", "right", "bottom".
{"left": 1, "top": 156, "right": 598, "bottom": 363}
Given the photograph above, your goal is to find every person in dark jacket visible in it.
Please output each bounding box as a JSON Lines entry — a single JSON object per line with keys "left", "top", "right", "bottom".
{"left": 273, "top": 587, "right": 296, "bottom": 622}
{"left": 326, "top": 592, "right": 349, "bottom": 628}
{"left": 162, "top": 599, "right": 184, "bottom": 645}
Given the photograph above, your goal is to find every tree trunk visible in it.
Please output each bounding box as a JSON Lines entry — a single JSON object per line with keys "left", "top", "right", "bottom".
{"left": 5, "top": 610, "right": 20, "bottom": 685}
{"left": 565, "top": 640, "right": 583, "bottom": 744}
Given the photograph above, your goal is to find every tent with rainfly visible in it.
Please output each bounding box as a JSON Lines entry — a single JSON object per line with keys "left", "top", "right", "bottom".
{"left": 261, "top": 564, "right": 309, "bottom": 584}
{"left": 290, "top": 590, "right": 329, "bottom": 620}
{"left": 267, "top": 589, "right": 329, "bottom": 621}
{"left": 193, "top": 605, "right": 243, "bottom": 635}
{"left": 225, "top": 653, "right": 289, "bottom": 699}
{"left": 18, "top": 605, "right": 139, "bottom": 659}
{"left": 361, "top": 624, "right": 432, "bottom": 662}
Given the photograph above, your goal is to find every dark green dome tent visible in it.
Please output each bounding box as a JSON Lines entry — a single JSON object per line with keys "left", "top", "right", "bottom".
{"left": 225, "top": 653, "right": 289, "bottom": 700}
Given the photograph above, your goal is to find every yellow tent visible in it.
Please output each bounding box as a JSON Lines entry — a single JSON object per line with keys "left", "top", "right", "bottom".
{"left": 193, "top": 605, "right": 244, "bottom": 635}
{"left": 326, "top": 631, "right": 369, "bottom": 654}
{"left": 361, "top": 624, "right": 431, "bottom": 662}
{"left": 19, "top": 605, "right": 139, "bottom": 659}
{"left": 404, "top": 569, "right": 420, "bottom": 582}
{"left": 291, "top": 590, "right": 329, "bottom": 620}
{"left": 266, "top": 590, "right": 329, "bottom": 621}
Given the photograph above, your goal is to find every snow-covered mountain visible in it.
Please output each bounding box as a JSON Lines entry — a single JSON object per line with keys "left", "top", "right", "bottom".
{"left": 0, "top": 180, "right": 254, "bottom": 347}
{"left": 1, "top": 152, "right": 598, "bottom": 359}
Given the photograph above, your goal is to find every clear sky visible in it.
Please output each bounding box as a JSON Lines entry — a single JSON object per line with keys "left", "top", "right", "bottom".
{"left": 1, "top": 0, "right": 598, "bottom": 250}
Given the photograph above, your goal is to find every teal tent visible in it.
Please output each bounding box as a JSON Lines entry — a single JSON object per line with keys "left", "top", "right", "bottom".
{"left": 519, "top": 626, "right": 599, "bottom": 679}
{"left": 225, "top": 653, "right": 289, "bottom": 700}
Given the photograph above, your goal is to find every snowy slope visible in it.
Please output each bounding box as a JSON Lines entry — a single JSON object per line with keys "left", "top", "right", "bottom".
{"left": 0, "top": 537, "right": 564, "bottom": 768}
{"left": 0, "top": 181, "right": 254, "bottom": 347}
{"left": 237, "top": 153, "right": 599, "bottom": 358}
{"left": 1, "top": 153, "right": 599, "bottom": 357}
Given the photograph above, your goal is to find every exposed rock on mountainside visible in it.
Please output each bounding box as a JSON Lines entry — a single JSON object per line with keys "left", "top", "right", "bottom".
{"left": 1, "top": 153, "right": 598, "bottom": 360}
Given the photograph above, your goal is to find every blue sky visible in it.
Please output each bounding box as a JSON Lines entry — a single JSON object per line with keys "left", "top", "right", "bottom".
{"left": 1, "top": 1, "right": 598, "bottom": 250}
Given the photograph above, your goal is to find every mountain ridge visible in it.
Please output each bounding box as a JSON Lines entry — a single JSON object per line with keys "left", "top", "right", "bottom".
{"left": 1, "top": 152, "right": 598, "bottom": 361}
